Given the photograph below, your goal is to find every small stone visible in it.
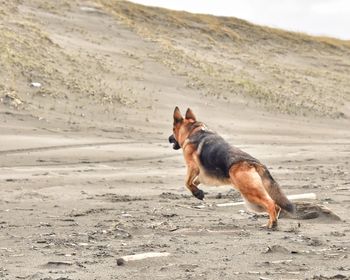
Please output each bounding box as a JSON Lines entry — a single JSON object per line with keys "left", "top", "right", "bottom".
{"left": 30, "top": 82, "right": 42, "bottom": 88}
{"left": 117, "top": 258, "right": 125, "bottom": 266}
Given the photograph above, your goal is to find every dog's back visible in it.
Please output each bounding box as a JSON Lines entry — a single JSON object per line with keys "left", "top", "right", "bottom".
{"left": 190, "top": 130, "right": 259, "bottom": 179}
{"left": 171, "top": 107, "right": 295, "bottom": 228}
{"left": 189, "top": 130, "right": 295, "bottom": 215}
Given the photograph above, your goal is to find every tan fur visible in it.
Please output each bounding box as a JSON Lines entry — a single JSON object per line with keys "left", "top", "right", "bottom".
{"left": 229, "top": 162, "right": 279, "bottom": 228}
{"left": 171, "top": 107, "right": 285, "bottom": 228}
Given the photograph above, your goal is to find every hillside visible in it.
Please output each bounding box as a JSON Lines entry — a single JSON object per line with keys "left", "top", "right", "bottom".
{"left": 103, "top": 0, "right": 350, "bottom": 118}
{"left": 1, "top": 0, "right": 350, "bottom": 125}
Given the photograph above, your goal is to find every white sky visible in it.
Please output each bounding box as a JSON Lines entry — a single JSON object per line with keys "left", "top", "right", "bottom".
{"left": 130, "top": 0, "right": 350, "bottom": 40}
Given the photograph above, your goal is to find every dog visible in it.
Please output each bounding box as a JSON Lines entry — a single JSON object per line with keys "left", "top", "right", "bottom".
{"left": 168, "top": 107, "right": 295, "bottom": 228}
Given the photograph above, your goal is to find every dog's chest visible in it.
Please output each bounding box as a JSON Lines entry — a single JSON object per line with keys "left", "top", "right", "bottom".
{"left": 198, "top": 167, "right": 231, "bottom": 186}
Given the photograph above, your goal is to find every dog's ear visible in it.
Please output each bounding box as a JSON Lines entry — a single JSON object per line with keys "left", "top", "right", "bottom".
{"left": 173, "top": 106, "right": 183, "bottom": 123}
{"left": 185, "top": 108, "right": 196, "bottom": 121}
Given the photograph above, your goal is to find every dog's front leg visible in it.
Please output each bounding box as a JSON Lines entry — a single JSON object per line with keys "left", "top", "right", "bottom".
{"left": 185, "top": 166, "right": 204, "bottom": 200}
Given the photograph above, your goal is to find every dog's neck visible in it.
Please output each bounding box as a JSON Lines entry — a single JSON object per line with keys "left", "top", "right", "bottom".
{"left": 181, "top": 122, "right": 209, "bottom": 150}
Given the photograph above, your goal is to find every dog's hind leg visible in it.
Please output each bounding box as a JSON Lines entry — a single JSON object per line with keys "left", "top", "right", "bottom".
{"left": 255, "top": 164, "right": 295, "bottom": 215}
{"left": 229, "top": 162, "right": 279, "bottom": 228}
{"left": 185, "top": 165, "right": 204, "bottom": 200}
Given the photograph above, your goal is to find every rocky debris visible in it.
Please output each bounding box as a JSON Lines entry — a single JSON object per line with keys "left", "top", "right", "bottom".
{"left": 264, "top": 245, "right": 291, "bottom": 254}
{"left": 0, "top": 92, "right": 23, "bottom": 108}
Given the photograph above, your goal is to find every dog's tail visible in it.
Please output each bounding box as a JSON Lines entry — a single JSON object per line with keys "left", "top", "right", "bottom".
{"left": 255, "top": 164, "right": 295, "bottom": 215}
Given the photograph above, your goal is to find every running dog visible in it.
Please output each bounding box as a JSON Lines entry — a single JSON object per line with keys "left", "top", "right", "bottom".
{"left": 168, "top": 107, "right": 295, "bottom": 228}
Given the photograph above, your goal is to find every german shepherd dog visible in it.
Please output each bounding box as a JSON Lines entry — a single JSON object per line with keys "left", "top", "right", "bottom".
{"left": 169, "top": 107, "right": 295, "bottom": 228}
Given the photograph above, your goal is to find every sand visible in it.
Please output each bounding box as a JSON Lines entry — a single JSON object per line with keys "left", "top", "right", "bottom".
{"left": 0, "top": 1, "right": 349, "bottom": 279}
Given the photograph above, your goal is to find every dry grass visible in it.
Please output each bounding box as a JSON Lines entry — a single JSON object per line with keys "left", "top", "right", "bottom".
{"left": 99, "top": 0, "right": 350, "bottom": 118}
{"left": 1, "top": 0, "right": 349, "bottom": 118}
{"left": 0, "top": 4, "right": 137, "bottom": 114}
{"left": 102, "top": 0, "right": 350, "bottom": 50}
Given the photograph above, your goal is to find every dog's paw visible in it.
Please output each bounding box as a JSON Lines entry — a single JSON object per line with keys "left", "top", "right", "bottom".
{"left": 260, "top": 221, "right": 278, "bottom": 231}
{"left": 193, "top": 189, "right": 205, "bottom": 200}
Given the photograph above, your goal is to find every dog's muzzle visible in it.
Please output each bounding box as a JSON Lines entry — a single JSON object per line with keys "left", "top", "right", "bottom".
{"left": 168, "top": 134, "right": 181, "bottom": 150}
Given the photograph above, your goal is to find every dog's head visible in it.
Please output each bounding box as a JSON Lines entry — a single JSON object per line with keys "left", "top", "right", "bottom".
{"left": 168, "top": 107, "right": 197, "bottom": 150}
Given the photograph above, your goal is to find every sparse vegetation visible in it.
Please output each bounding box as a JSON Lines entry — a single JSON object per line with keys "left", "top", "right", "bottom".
{"left": 99, "top": 0, "right": 350, "bottom": 118}
{"left": 0, "top": 1, "right": 140, "bottom": 118}
{"left": 1, "top": 0, "right": 349, "bottom": 119}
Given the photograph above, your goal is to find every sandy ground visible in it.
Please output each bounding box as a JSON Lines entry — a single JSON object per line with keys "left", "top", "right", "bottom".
{"left": 1, "top": 1, "right": 350, "bottom": 280}
{"left": 1, "top": 107, "right": 349, "bottom": 280}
